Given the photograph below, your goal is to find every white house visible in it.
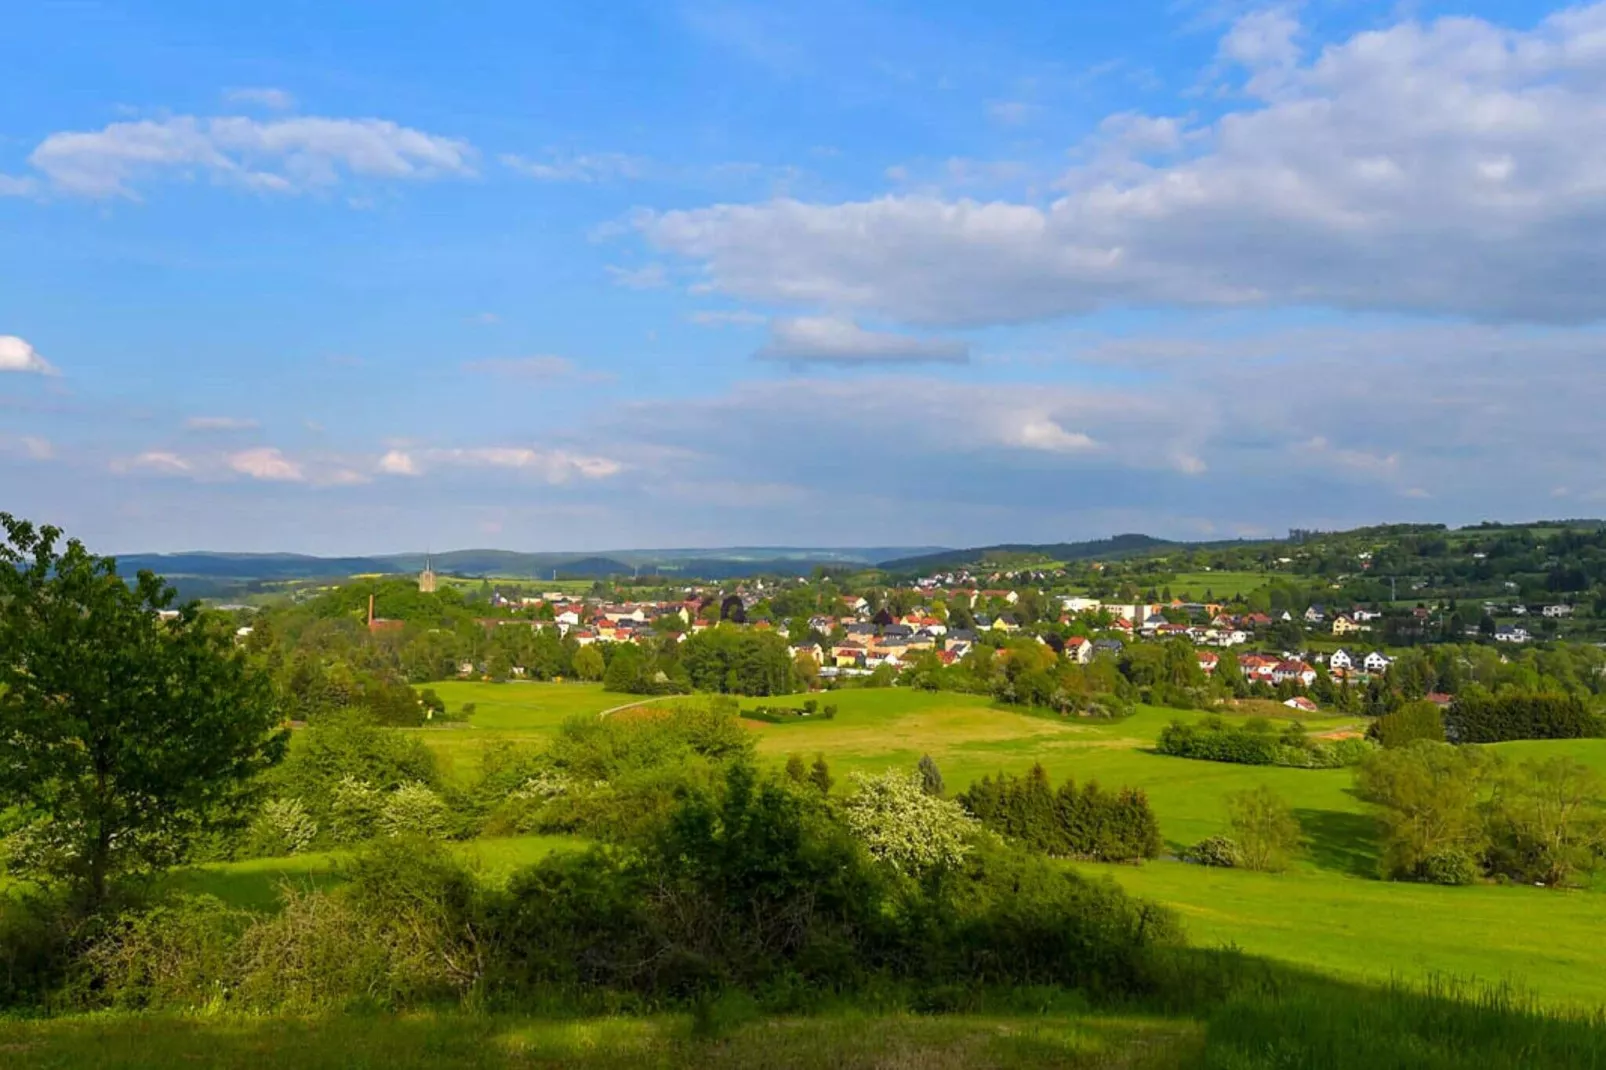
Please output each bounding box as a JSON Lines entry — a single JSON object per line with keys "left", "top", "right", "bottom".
{"left": 1061, "top": 596, "right": 1103, "bottom": 614}
{"left": 1063, "top": 636, "right": 1093, "bottom": 664}
{"left": 1495, "top": 625, "right": 1530, "bottom": 643}
{"left": 1363, "top": 651, "right": 1392, "bottom": 673}
{"left": 1543, "top": 604, "right": 1574, "bottom": 618}
{"left": 1328, "top": 649, "right": 1356, "bottom": 671}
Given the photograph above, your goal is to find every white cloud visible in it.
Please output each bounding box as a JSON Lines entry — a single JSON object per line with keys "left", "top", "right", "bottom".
{"left": 605, "top": 263, "right": 669, "bottom": 290}
{"left": 755, "top": 316, "right": 969, "bottom": 364}
{"left": 185, "top": 415, "right": 260, "bottom": 431}
{"left": 1008, "top": 418, "right": 1098, "bottom": 453}
{"left": 0, "top": 336, "right": 58, "bottom": 375}
{"left": 224, "top": 87, "right": 297, "bottom": 111}
{"left": 28, "top": 114, "right": 475, "bottom": 199}
{"left": 500, "top": 151, "right": 647, "bottom": 182}
{"left": 640, "top": 4, "right": 1606, "bottom": 325}
{"left": 112, "top": 450, "right": 192, "bottom": 475}
{"left": 0, "top": 175, "right": 36, "bottom": 197}
{"left": 379, "top": 449, "right": 420, "bottom": 476}
{"left": 462, "top": 355, "right": 615, "bottom": 383}
{"left": 227, "top": 447, "right": 304, "bottom": 482}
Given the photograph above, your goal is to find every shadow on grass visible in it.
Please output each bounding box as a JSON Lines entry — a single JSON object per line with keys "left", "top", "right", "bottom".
{"left": 160, "top": 860, "right": 346, "bottom": 913}
{"left": 1294, "top": 808, "right": 1379, "bottom": 878}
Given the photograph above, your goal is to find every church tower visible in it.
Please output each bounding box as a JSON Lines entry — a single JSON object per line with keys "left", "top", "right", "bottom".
{"left": 418, "top": 552, "right": 437, "bottom": 594}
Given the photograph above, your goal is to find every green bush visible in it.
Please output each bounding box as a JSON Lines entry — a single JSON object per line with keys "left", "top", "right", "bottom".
{"left": 377, "top": 783, "right": 449, "bottom": 839}
{"left": 1182, "top": 835, "right": 1241, "bottom": 868}
{"left": 1447, "top": 690, "right": 1599, "bottom": 743}
{"left": 1159, "top": 716, "right": 1374, "bottom": 769}
{"left": 1414, "top": 848, "right": 1479, "bottom": 886}
{"left": 244, "top": 797, "right": 318, "bottom": 857}
{"left": 77, "top": 895, "right": 245, "bottom": 1010}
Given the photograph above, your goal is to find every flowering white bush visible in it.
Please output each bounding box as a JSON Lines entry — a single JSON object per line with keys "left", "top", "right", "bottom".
{"left": 329, "top": 776, "right": 383, "bottom": 843}
{"left": 251, "top": 797, "right": 319, "bottom": 856}
{"left": 840, "top": 769, "right": 975, "bottom": 875}
{"left": 377, "top": 782, "right": 449, "bottom": 839}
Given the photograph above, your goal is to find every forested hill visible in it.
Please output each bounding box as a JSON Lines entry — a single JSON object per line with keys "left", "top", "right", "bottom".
{"left": 881, "top": 534, "right": 1180, "bottom": 573}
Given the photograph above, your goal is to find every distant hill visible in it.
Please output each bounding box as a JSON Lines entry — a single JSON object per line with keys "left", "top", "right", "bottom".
{"left": 881, "top": 534, "right": 1179, "bottom": 573}
{"left": 110, "top": 545, "right": 948, "bottom": 587}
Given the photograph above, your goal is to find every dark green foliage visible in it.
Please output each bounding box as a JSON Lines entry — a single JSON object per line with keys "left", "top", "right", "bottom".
{"left": 958, "top": 766, "right": 1160, "bottom": 862}
{"left": 1446, "top": 689, "right": 1599, "bottom": 743}
{"left": 679, "top": 625, "right": 797, "bottom": 695}
{"left": 269, "top": 712, "right": 439, "bottom": 816}
{"left": 1372, "top": 701, "right": 1447, "bottom": 748}
{"left": 0, "top": 515, "right": 286, "bottom": 907}
{"left": 917, "top": 755, "right": 946, "bottom": 797}
{"left": 1158, "top": 716, "right": 1373, "bottom": 768}
{"left": 808, "top": 755, "right": 834, "bottom": 797}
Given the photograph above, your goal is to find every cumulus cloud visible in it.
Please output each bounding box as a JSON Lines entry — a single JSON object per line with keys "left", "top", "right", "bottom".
{"left": 755, "top": 316, "right": 969, "bottom": 365}
{"left": 379, "top": 449, "right": 420, "bottom": 476}
{"left": 639, "top": 4, "right": 1606, "bottom": 325}
{"left": 0, "top": 336, "right": 58, "bottom": 375}
{"left": 184, "top": 415, "right": 260, "bottom": 431}
{"left": 1008, "top": 418, "right": 1098, "bottom": 453}
{"left": 227, "top": 447, "right": 304, "bottom": 482}
{"left": 27, "top": 114, "right": 475, "bottom": 198}
{"left": 224, "top": 87, "right": 297, "bottom": 111}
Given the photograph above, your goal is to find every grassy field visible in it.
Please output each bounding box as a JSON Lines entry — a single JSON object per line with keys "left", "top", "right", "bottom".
{"left": 161, "top": 835, "right": 583, "bottom": 911}
{"left": 409, "top": 681, "right": 614, "bottom": 782}
{"left": 0, "top": 1011, "right": 1199, "bottom": 1070}
{"left": 1079, "top": 860, "right": 1606, "bottom": 1008}
{"left": 1163, "top": 571, "right": 1270, "bottom": 600}
{"left": 366, "top": 682, "right": 1606, "bottom": 1008}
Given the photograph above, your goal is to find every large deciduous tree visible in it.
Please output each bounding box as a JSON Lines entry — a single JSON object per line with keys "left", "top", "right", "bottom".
{"left": 0, "top": 515, "right": 286, "bottom": 907}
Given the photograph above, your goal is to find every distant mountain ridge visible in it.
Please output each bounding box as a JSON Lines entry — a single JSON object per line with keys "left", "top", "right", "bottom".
{"left": 880, "top": 534, "right": 1179, "bottom": 573}
{"left": 113, "top": 545, "right": 950, "bottom": 583}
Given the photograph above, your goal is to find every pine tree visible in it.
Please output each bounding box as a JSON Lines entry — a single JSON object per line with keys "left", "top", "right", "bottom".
{"left": 917, "top": 754, "right": 946, "bottom": 797}
{"left": 809, "top": 754, "right": 835, "bottom": 796}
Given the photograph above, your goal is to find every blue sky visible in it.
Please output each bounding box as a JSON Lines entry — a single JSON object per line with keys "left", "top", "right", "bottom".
{"left": 2, "top": 0, "right": 1604, "bottom": 554}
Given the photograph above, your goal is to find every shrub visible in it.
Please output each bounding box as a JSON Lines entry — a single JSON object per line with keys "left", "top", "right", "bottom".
{"left": 245, "top": 797, "right": 319, "bottom": 858}
{"left": 1356, "top": 742, "right": 1496, "bottom": 883}
{"left": 1413, "top": 848, "right": 1478, "bottom": 886}
{"left": 1158, "top": 716, "right": 1374, "bottom": 769}
{"left": 329, "top": 776, "right": 384, "bottom": 844}
{"left": 378, "top": 783, "right": 449, "bottom": 839}
{"left": 77, "top": 895, "right": 246, "bottom": 1010}
{"left": 1182, "top": 835, "right": 1241, "bottom": 868}
{"left": 839, "top": 770, "right": 975, "bottom": 875}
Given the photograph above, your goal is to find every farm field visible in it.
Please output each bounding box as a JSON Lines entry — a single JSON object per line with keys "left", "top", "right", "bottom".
{"left": 1162, "top": 571, "right": 1270, "bottom": 600}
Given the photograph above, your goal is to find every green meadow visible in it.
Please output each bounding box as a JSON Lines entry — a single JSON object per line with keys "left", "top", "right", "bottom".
{"left": 372, "top": 681, "right": 1606, "bottom": 1007}
{"left": 1163, "top": 571, "right": 1271, "bottom": 600}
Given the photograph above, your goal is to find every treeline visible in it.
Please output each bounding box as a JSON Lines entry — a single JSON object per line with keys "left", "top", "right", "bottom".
{"left": 1446, "top": 689, "right": 1600, "bottom": 743}
{"left": 1158, "top": 717, "right": 1374, "bottom": 769}
{"left": 600, "top": 625, "right": 799, "bottom": 697}
{"left": 958, "top": 765, "right": 1160, "bottom": 862}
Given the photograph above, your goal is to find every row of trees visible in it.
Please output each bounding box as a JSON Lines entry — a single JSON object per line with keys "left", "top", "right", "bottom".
{"left": 958, "top": 765, "right": 1161, "bottom": 863}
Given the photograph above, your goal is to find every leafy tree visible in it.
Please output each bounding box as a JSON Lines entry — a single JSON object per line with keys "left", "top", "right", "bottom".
{"left": 0, "top": 515, "right": 286, "bottom": 906}
{"left": 784, "top": 754, "right": 808, "bottom": 785}
{"left": 1371, "top": 701, "right": 1445, "bottom": 748}
{"left": 572, "top": 645, "right": 605, "bottom": 682}
{"left": 1225, "top": 786, "right": 1302, "bottom": 872}
{"left": 808, "top": 754, "right": 835, "bottom": 796}
{"left": 1356, "top": 742, "right": 1495, "bottom": 884}
{"left": 917, "top": 754, "right": 946, "bottom": 797}
{"left": 1485, "top": 757, "right": 1606, "bottom": 887}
